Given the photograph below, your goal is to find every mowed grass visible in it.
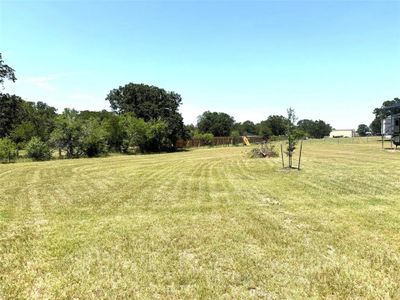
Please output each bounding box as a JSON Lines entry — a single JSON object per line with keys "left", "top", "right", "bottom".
{"left": 1, "top": 141, "right": 399, "bottom": 299}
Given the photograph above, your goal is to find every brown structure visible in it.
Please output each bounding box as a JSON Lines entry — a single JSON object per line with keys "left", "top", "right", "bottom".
{"left": 175, "top": 136, "right": 265, "bottom": 148}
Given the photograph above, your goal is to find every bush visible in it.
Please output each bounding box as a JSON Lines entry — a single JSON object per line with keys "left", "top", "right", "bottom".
{"left": 145, "top": 119, "right": 169, "bottom": 152}
{"left": 79, "top": 118, "right": 108, "bottom": 157}
{"left": 194, "top": 132, "right": 214, "bottom": 146}
{"left": 120, "top": 115, "right": 171, "bottom": 153}
{"left": 119, "top": 114, "right": 148, "bottom": 153}
{"left": 26, "top": 137, "right": 51, "bottom": 161}
{"left": 0, "top": 138, "right": 17, "bottom": 163}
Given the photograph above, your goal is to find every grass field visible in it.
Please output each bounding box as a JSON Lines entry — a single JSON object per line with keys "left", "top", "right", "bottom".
{"left": 1, "top": 140, "right": 400, "bottom": 299}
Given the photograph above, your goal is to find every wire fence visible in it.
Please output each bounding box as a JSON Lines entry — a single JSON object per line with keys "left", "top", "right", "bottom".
{"left": 175, "top": 136, "right": 266, "bottom": 148}
{"left": 176, "top": 136, "right": 396, "bottom": 149}
{"left": 302, "top": 136, "right": 383, "bottom": 145}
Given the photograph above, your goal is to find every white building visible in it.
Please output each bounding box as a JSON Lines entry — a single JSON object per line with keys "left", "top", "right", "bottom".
{"left": 382, "top": 112, "right": 400, "bottom": 146}
{"left": 329, "top": 129, "right": 355, "bottom": 138}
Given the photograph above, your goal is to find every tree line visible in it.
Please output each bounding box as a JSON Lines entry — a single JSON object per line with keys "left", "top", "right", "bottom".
{"left": 1, "top": 55, "right": 189, "bottom": 161}
{"left": 0, "top": 53, "right": 334, "bottom": 162}
{"left": 0, "top": 87, "right": 187, "bottom": 161}
{"left": 2, "top": 53, "right": 395, "bottom": 162}
{"left": 0, "top": 91, "right": 334, "bottom": 162}
{"left": 191, "top": 111, "right": 333, "bottom": 140}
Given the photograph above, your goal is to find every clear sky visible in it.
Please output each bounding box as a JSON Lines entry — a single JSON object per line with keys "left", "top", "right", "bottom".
{"left": 1, "top": 0, "right": 399, "bottom": 128}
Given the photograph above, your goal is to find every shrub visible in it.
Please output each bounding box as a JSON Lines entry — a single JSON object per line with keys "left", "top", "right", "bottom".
{"left": 145, "top": 119, "right": 169, "bottom": 152}
{"left": 79, "top": 118, "right": 108, "bottom": 157}
{"left": 119, "top": 114, "right": 148, "bottom": 153}
{"left": 26, "top": 137, "right": 51, "bottom": 161}
{"left": 0, "top": 138, "right": 17, "bottom": 163}
{"left": 119, "top": 115, "right": 171, "bottom": 153}
{"left": 194, "top": 132, "right": 214, "bottom": 146}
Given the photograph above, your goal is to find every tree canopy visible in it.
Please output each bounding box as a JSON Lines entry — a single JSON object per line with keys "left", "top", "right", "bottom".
{"left": 0, "top": 94, "right": 57, "bottom": 144}
{"left": 297, "top": 119, "right": 332, "bottom": 138}
{"left": 0, "top": 93, "right": 24, "bottom": 138}
{"left": 106, "top": 83, "right": 185, "bottom": 147}
{"left": 257, "top": 120, "right": 273, "bottom": 138}
{"left": 197, "top": 111, "right": 235, "bottom": 136}
{"left": 263, "top": 115, "right": 288, "bottom": 136}
{"left": 357, "top": 124, "right": 370, "bottom": 137}
{"left": 234, "top": 120, "right": 257, "bottom": 135}
{"left": 369, "top": 118, "right": 381, "bottom": 136}
{"left": 370, "top": 97, "right": 400, "bottom": 136}
{"left": 0, "top": 53, "right": 16, "bottom": 87}
{"left": 373, "top": 97, "right": 400, "bottom": 119}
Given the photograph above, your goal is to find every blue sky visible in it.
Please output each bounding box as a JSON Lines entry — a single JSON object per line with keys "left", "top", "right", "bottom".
{"left": 1, "top": 0, "right": 399, "bottom": 128}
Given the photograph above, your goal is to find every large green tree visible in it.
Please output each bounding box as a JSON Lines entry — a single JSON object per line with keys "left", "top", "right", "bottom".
{"left": 197, "top": 111, "right": 235, "bottom": 136}
{"left": 235, "top": 120, "right": 257, "bottom": 135}
{"left": 11, "top": 101, "right": 57, "bottom": 144}
{"left": 297, "top": 119, "right": 332, "bottom": 138}
{"left": 79, "top": 110, "right": 124, "bottom": 150}
{"left": 257, "top": 120, "right": 273, "bottom": 138}
{"left": 50, "top": 109, "right": 83, "bottom": 158}
{"left": 370, "top": 117, "right": 381, "bottom": 135}
{"left": 0, "top": 53, "right": 16, "bottom": 87}
{"left": 373, "top": 97, "right": 400, "bottom": 119}
{"left": 261, "top": 115, "right": 288, "bottom": 136}
{"left": 105, "top": 83, "right": 185, "bottom": 147}
{"left": 0, "top": 94, "right": 24, "bottom": 138}
{"left": 0, "top": 94, "right": 56, "bottom": 144}
{"left": 371, "top": 97, "right": 400, "bottom": 136}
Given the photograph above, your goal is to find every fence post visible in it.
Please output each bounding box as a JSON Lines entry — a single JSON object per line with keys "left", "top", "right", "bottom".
{"left": 298, "top": 141, "right": 303, "bottom": 170}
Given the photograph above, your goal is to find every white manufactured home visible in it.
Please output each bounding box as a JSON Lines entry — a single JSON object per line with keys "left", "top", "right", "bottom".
{"left": 382, "top": 113, "right": 400, "bottom": 145}
{"left": 329, "top": 129, "right": 355, "bottom": 138}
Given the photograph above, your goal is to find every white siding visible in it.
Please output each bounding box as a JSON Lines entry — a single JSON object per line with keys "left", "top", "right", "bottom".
{"left": 329, "top": 130, "right": 354, "bottom": 138}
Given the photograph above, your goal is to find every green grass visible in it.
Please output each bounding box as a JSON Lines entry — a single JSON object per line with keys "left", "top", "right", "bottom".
{"left": 1, "top": 141, "right": 399, "bottom": 299}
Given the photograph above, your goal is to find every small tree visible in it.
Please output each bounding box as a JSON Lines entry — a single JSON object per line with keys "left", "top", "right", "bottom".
{"left": 145, "top": 119, "right": 169, "bottom": 152}
{"left": 49, "top": 109, "right": 82, "bottom": 158}
{"left": 357, "top": 124, "right": 370, "bottom": 137}
{"left": 286, "top": 108, "right": 298, "bottom": 168}
{"left": 119, "top": 114, "right": 148, "bottom": 153}
{"left": 79, "top": 118, "right": 109, "bottom": 157}
{"left": 26, "top": 137, "right": 51, "bottom": 161}
{"left": 0, "top": 138, "right": 17, "bottom": 163}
